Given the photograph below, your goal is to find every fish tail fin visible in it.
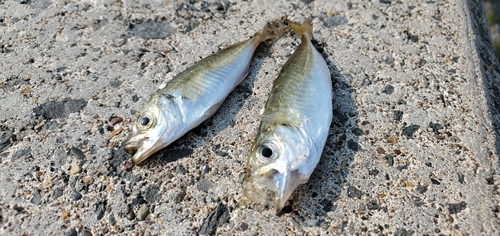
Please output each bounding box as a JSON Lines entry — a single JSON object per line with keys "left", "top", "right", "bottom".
{"left": 253, "top": 17, "right": 288, "bottom": 43}
{"left": 287, "top": 19, "right": 313, "bottom": 41}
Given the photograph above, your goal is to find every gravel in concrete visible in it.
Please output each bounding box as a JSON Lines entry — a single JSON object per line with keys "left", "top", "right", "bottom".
{"left": 0, "top": 0, "right": 499, "bottom": 235}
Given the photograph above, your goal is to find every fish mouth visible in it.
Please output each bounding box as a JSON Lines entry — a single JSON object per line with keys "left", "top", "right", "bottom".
{"left": 243, "top": 170, "right": 290, "bottom": 211}
{"left": 124, "top": 141, "right": 138, "bottom": 155}
{"left": 123, "top": 138, "right": 156, "bottom": 165}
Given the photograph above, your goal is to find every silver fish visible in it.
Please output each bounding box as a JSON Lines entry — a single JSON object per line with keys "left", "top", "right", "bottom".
{"left": 124, "top": 22, "right": 281, "bottom": 165}
{"left": 242, "top": 20, "right": 333, "bottom": 211}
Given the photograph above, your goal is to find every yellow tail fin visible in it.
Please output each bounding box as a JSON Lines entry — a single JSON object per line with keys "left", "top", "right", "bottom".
{"left": 287, "top": 20, "right": 313, "bottom": 41}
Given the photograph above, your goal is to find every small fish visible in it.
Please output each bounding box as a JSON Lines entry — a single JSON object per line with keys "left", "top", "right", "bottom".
{"left": 242, "top": 20, "right": 333, "bottom": 211}
{"left": 124, "top": 21, "right": 283, "bottom": 165}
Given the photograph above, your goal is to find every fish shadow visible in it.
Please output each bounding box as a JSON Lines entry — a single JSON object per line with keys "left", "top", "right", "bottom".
{"left": 274, "top": 40, "right": 359, "bottom": 224}
{"left": 140, "top": 41, "right": 275, "bottom": 166}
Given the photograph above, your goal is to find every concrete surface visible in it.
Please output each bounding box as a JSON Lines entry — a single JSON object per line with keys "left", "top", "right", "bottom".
{"left": 0, "top": 0, "right": 499, "bottom": 235}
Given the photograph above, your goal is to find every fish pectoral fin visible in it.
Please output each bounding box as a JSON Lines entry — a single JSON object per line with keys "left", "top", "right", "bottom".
{"left": 261, "top": 112, "right": 302, "bottom": 127}
{"left": 237, "top": 196, "right": 254, "bottom": 207}
{"left": 181, "top": 85, "right": 202, "bottom": 101}
{"left": 165, "top": 94, "right": 176, "bottom": 101}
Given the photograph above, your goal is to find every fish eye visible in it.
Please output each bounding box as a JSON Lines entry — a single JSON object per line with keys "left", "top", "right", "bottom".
{"left": 137, "top": 113, "right": 155, "bottom": 130}
{"left": 257, "top": 143, "right": 277, "bottom": 162}
{"left": 261, "top": 147, "right": 273, "bottom": 158}
{"left": 140, "top": 117, "right": 150, "bottom": 126}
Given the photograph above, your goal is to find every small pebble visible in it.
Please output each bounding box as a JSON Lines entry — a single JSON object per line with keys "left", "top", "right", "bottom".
{"left": 397, "top": 165, "right": 408, "bottom": 171}
{"left": 22, "top": 86, "right": 31, "bottom": 96}
{"left": 110, "top": 116, "right": 123, "bottom": 125}
{"left": 388, "top": 135, "right": 397, "bottom": 144}
{"left": 238, "top": 222, "right": 248, "bottom": 231}
{"left": 415, "top": 185, "right": 428, "bottom": 194}
{"left": 70, "top": 164, "right": 82, "bottom": 174}
{"left": 238, "top": 173, "right": 246, "bottom": 184}
{"left": 123, "top": 172, "right": 141, "bottom": 182}
{"left": 137, "top": 205, "right": 150, "bottom": 221}
{"left": 382, "top": 85, "right": 394, "bottom": 94}
{"left": 75, "top": 180, "right": 84, "bottom": 192}
{"left": 13, "top": 204, "right": 24, "bottom": 212}
{"left": 109, "top": 214, "right": 117, "bottom": 225}
{"left": 95, "top": 202, "right": 106, "bottom": 220}
{"left": 431, "top": 178, "right": 441, "bottom": 185}
{"left": 175, "top": 164, "right": 187, "bottom": 174}
{"left": 200, "top": 164, "right": 211, "bottom": 174}
{"left": 435, "top": 134, "right": 445, "bottom": 140}
{"left": 196, "top": 179, "right": 213, "bottom": 193}
{"left": 376, "top": 147, "right": 386, "bottom": 154}
{"left": 82, "top": 176, "right": 94, "bottom": 186}
{"left": 130, "top": 190, "right": 141, "bottom": 198}
{"left": 172, "top": 189, "right": 186, "bottom": 203}
{"left": 132, "top": 196, "right": 147, "bottom": 205}
{"left": 393, "top": 110, "right": 403, "bottom": 121}
{"left": 385, "top": 155, "right": 394, "bottom": 166}
{"left": 60, "top": 210, "right": 70, "bottom": 220}
{"left": 144, "top": 185, "right": 159, "bottom": 203}
{"left": 42, "top": 179, "right": 53, "bottom": 187}
{"left": 110, "top": 127, "right": 123, "bottom": 137}
{"left": 126, "top": 210, "right": 136, "bottom": 220}
{"left": 124, "top": 160, "right": 134, "bottom": 172}
{"left": 70, "top": 147, "right": 85, "bottom": 159}
{"left": 55, "top": 34, "right": 65, "bottom": 42}
{"left": 448, "top": 202, "right": 467, "bottom": 214}
{"left": 71, "top": 190, "right": 82, "bottom": 201}
{"left": 31, "top": 190, "right": 42, "bottom": 205}
{"left": 347, "top": 186, "right": 363, "bottom": 199}
{"left": 369, "top": 169, "right": 379, "bottom": 176}
{"left": 131, "top": 94, "right": 139, "bottom": 102}
{"left": 352, "top": 128, "right": 364, "bottom": 136}
{"left": 402, "top": 124, "right": 420, "bottom": 138}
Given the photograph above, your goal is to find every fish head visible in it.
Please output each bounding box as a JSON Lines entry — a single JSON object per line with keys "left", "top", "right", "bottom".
{"left": 243, "top": 125, "right": 317, "bottom": 211}
{"left": 124, "top": 95, "right": 184, "bottom": 165}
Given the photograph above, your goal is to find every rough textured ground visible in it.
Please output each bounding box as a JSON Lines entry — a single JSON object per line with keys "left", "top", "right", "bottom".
{"left": 1, "top": 0, "right": 499, "bottom": 235}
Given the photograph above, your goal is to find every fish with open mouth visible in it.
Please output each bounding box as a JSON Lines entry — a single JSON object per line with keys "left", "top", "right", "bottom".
{"left": 124, "top": 21, "right": 283, "bottom": 165}
{"left": 242, "top": 20, "right": 333, "bottom": 211}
